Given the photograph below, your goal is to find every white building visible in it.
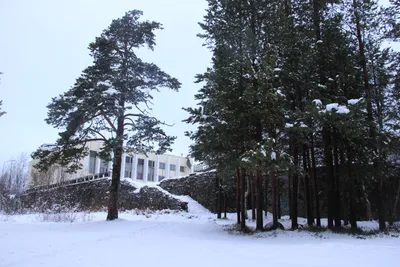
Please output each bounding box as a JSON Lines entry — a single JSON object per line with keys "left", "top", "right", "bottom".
{"left": 27, "top": 141, "right": 194, "bottom": 188}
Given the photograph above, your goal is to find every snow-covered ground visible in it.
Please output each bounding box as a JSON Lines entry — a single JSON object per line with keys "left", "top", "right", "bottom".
{"left": 1, "top": 197, "right": 399, "bottom": 267}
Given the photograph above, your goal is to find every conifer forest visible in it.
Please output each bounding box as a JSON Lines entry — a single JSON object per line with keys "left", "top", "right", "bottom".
{"left": 184, "top": 0, "right": 400, "bottom": 232}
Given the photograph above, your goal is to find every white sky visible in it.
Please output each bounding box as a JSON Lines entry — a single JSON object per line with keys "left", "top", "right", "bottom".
{"left": 0, "top": 0, "right": 211, "bottom": 167}
{"left": 0, "top": 0, "right": 397, "bottom": 168}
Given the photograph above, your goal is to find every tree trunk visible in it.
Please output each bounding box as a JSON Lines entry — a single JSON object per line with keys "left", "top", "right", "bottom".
{"left": 311, "top": 0, "right": 323, "bottom": 229}
{"left": 388, "top": 182, "right": 394, "bottom": 226}
{"left": 256, "top": 169, "right": 264, "bottom": 231}
{"left": 107, "top": 115, "right": 125, "bottom": 221}
{"left": 244, "top": 174, "right": 250, "bottom": 220}
{"left": 391, "top": 180, "right": 400, "bottom": 222}
{"left": 251, "top": 175, "right": 256, "bottom": 220}
{"left": 347, "top": 152, "right": 357, "bottom": 231}
{"left": 333, "top": 129, "right": 341, "bottom": 229}
{"left": 216, "top": 174, "right": 222, "bottom": 219}
{"left": 309, "top": 142, "right": 320, "bottom": 227}
{"left": 361, "top": 179, "right": 373, "bottom": 221}
{"left": 339, "top": 145, "right": 348, "bottom": 226}
{"left": 241, "top": 168, "right": 247, "bottom": 230}
{"left": 264, "top": 172, "right": 269, "bottom": 217}
{"left": 288, "top": 174, "right": 292, "bottom": 220}
{"left": 323, "top": 126, "right": 334, "bottom": 229}
{"left": 353, "top": 0, "right": 385, "bottom": 231}
{"left": 271, "top": 167, "right": 278, "bottom": 228}
{"left": 277, "top": 178, "right": 281, "bottom": 220}
{"left": 236, "top": 168, "right": 241, "bottom": 224}
{"left": 377, "top": 180, "right": 386, "bottom": 231}
{"left": 292, "top": 146, "right": 299, "bottom": 230}
{"left": 303, "top": 147, "right": 313, "bottom": 226}
{"left": 224, "top": 192, "right": 227, "bottom": 219}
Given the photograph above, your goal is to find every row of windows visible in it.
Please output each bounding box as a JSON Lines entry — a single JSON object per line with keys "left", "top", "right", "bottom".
{"left": 125, "top": 156, "right": 185, "bottom": 172}
{"left": 89, "top": 151, "right": 187, "bottom": 174}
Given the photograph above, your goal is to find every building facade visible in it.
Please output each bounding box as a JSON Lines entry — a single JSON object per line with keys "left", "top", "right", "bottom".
{"left": 27, "top": 141, "right": 194, "bottom": 188}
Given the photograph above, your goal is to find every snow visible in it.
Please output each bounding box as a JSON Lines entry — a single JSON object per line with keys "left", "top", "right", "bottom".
{"left": 200, "top": 115, "right": 208, "bottom": 119}
{"left": 312, "top": 99, "right": 322, "bottom": 106}
{"left": 325, "top": 103, "right": 350, "bottom": 114}
{"left": 316, "top": 40, "right": 323, "bottom": 44}
{"left": 273, "top": 68, "right": 282, "bottom": 72}
{"left": 242, "top": 157, "right": 251, "bottom": 162}
{"left": 243, "top": 74, "right": 251, "bottom": 79}
{"left": 276, "top": 89, "right": 285, "bottom": 97}
{"left": 271, "top": 151, "right": 277, "bottom": 160}
{"left": 39, "top": 143, "right": 57, "bottom": 151}
{"left": 285, "top": 123, "right": 294, "bottom": 128}
{"left": 1, "top": 210, "right": 399, "bottom": 267}
{"left": 299, "top": 122, "right": 308, "bottom": 128}
{"left": 348, "top": 98, "right": 362, "bottom": 105}
{"left": 104, "top": 88, "right": 118, "bottom": 95}
{"left": 97, "top": 80, "right": 112, "bottom": 87}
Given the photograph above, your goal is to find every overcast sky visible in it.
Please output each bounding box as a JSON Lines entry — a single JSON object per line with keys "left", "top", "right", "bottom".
{"left": 0, "top": 0, "right": 211, "bottom": 167}
{"left": 0, "top": 0, "right": 397, "bottom": 169}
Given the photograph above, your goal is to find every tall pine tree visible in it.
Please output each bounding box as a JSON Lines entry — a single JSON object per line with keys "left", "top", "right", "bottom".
{"left": 32, "top": 10, "right": 180, "bottom": 221}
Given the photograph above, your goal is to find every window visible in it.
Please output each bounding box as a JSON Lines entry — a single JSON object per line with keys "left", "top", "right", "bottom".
{"left": 125, "top": 156, "right": 133, "bottom": 163}
{"left": 170, "top": 164, "right": 176, "bottom": 171}
{"left": 148, "top": 160, "right": 155, "bottom": 181}
{"left": 89, "top": 150, "right": 97, "bottom": 174}
{"left": 124, "top": 156, "right": 133, "bottom": 178}
{"left": 99, "top": 160, "right": 109, "bottom": 174}
{"left": 158, "top": 176, "right": 165, "bottom": 181}
{"left": 137, "top": 158, "right": 144, "bottom": 180}
{"left": 180, "top": 166, "right": 185, "bottom": 173}
{"left": 159, "top": 162, "right": 166, "bottom": 170}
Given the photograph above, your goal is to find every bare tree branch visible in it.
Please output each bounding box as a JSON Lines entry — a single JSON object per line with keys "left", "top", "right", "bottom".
{"left": 88, "top": 128, "right": 108, "bottom": 141}
{"left": 124, "top": 117, "right": 135, "bottom": 125}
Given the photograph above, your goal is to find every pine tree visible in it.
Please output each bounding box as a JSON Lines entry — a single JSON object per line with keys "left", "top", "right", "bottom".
{"left": 32, "top": 10, "right": 180, "bottom": 220}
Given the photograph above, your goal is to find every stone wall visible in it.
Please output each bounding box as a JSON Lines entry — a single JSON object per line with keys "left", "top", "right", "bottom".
{"left": 14, "top": 179, "right": 187, "bottom": 213}
{"left": 159, "top": 171, "right": 222, "bottom": 212}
